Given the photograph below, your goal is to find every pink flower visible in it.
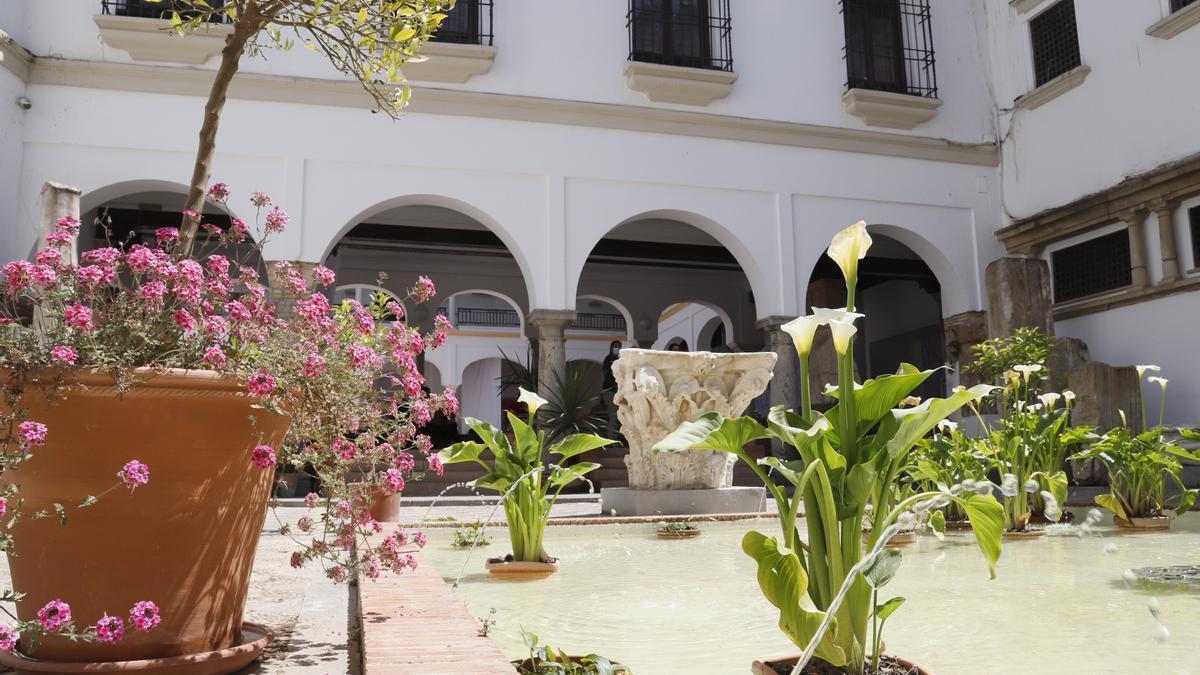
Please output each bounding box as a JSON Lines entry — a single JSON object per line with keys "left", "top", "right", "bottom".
{"left": 207, "top": 183, "right": 229, "bottom": 202}
{"left": 251, "top": 445, "right": 276, "bottom": 470}
{"left": 173, "top": 309, "right": 197, "bottom": 333}
{"left": 118, "top": 460, "right": 150, "bottom": 489}
{"left": 0, "top": 497, "right": 6, "bottom": 519}
{"left": 264, "top": 207, "right": 289, "bottom": 233}
{"left": 290, "top": 552, "right": 304, "bottom": 569}
{"left": 312, "top": 265, "right": 335, "bottom": 287}
{"left": 129, "top": 601, "right": 160, "bottom": 633}
{"left": 297, "top": 515, "right": 315, "bottom": 533}
{"left": 50, "top": 345, "right": 78, "bottom": 366}
{"left": 251, "top": 192, "right": 271, "bottom": 207}
{"left": 37, "top": 599, "right": 71, "bottom": 633}
{"left": 182, "top": 209, "right": 200, "bottom": 219}
{"left": 155, "top": 227, "right": 179, "bottom": 245}
{"left": 434, "top": 313, "right": 452, "bottom": 334}
{"left": 328, "top": 565, "right": 348, "bottom": 583}
{"left": 414, "top": 434, "right": 432, "bottom": 455}
{"left": 247, "top": 370, "right": 276, "bottom": 397}
{"left": 2, "top": 260, "right": 32, "bottom": 292}
{"left": 94, "top": 613, "right": 124, "bottom": 644}
{"left": 428, "top": 453, "right": 444, "bottom": 477}
{"left": 206, "top": 255, "right": 230, "bottom": 278}
{"left": 333, "top": 439, "right": 357, "bottom": 461}
{"left": 225, "top": 300, "right": 251, "bottom": 323}
{"left": 63, "top": 304, "right": 93, "bottom": 332}
{"left": 35, "top": 248, "right": 62, "bottom": 268}
{"left": 413, "top": 531, "right": 427, "bottom": 548}
{"left": 230, "top": 219, "right": 250, "bottom": 238}
{"left": 55, "top": 215, "right": 80, "bottom": 234}
{"left": 303, "top": 492, "right": 320, "bottom": 509}
{"left": 302, "top": 352, "right": 326, "bottom": 378}
{"left": 0, "top": 625, "right": 15, "bottom": 651}
{"left": 202, "top": 346, "right": 227, "bottom": 368}
{"left": 81, "top": 247, "right": 121, "bottom": 265}
{"left": 46, "top": 230, "right": 74, "bottom": 247}
{"left": 385, "top": 301, "right": 405, "bottom": 321}
{"left": 384, "top": 468, "right": 405, "bottom": 494}
{"left": 139, "top": 281, "right": 168, "bottom": 303}
{"left": 203, "top": 316, "right": 230, "bottom": 339}
{"left": 18, "top": 421, "right": 47, "bottom": 448}
{"left": 394, "top": 451, "right": 415, "bottom": 473}
{"left": 412, "top": 275, "right": 436, "bottom": 303}
{"left": 30, "top": 264, "right": 57, "bottom": 288}
{"left": 440, "top": 387, "right": 459, "bottom": 415}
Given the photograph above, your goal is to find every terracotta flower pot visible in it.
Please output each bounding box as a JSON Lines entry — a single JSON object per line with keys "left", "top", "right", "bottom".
{"left": 657, "top": 528, "right": 701, "bottom": 539}
{"left": 1002, "top": 528, "right": 1045, "bottom": 540}
{"left": 1114, "top": 515, "right": 1171, "bottom": 530}
{"left": 751, "top": 653, "right": 933, "bottom": 675}
{"left": 943, "top": 519, "right": 974, "bottom": 531}
{"left": 1, "top": 369, "right": 289, "bottom": 666}
{"left": 368, "top": 488, "right": 403, "bottom": 523}
{"left": 485, "top": 557, "right": 559, "bottom": 577}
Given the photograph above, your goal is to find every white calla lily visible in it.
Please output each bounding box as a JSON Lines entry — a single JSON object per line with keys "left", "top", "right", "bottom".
{"left": 811, "top": 307, "right": 866, "bottom": 325}
{"left": 1136, "top": 364, "right": 1160, "bottom": 379}
{"left": 781, "top": 315, "right": 822, "bottom": 356}
{"left": 1038, "top": 392, "right": 1061, "bottom": 410}
{"left": 1147, "top": 376, "right": 1169, "bottom": 390}
{"left": 1063, "top": 390, "right": 1076, "bottom": 402}
{"left": 1012, "top": 364, "right": 1043, "bottom": 382}
{"left": 826, "top": 221, "right": 872, "bottom": 286}
{"left": 517, "top": 387, "right": 548, "bottom": 415}
{"left": 829, "top": 318, "right": 858, "bottom": 355}
{"left": 937, "top": 419, "right": 958, "bottom": 433}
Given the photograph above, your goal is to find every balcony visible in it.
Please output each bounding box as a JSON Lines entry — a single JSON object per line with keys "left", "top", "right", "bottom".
{"left": 624, "top": 0, "right": 736, "bottom": 105}
{"left": 405, "top": 0, "right": 496, "bottom": 83}
{"left": 440, "top": 308, "right": 626, "bottom": 332}
{"left": 96, "top": 0, "right": 232, "bottom": 64}
{"left": 840, "top": 0, "right": 942, "bottom": 129}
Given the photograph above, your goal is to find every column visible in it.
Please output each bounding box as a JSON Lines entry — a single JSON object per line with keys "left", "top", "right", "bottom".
{"left": 1123, "top": 209, "right": 1149, "bottom": 288}
{"left": 984, "top": 257, "right": 1054, "bottom": 338}
{"left": 1152, "top": 200, "right": 1181, "bottom": 283}
{"left": 528, "top": 309, "right": 576, "bottom": 398}
{"left": 756, "top": 316, "right": 799, "bottom": 414}
{"left": 39, "top": 181, "right": 81, "bottom": 263}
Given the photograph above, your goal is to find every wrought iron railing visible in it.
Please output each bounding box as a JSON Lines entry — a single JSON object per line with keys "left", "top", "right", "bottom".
{"left": 101, "top": 0, "right": 232, "bottom": 23}
{"left": 627, "top": 0, "right": 732, "bottom": 72}
{"left": 841, "top": 0, "right": 937, "bottom": 98}
{"left": 434, "top": 0, "right": 494, "bottom": 46}
{"left": 571, "top": 313, "right": 627, "bottom": 332}
{"left": 1171, "top": 0, "right": 1197, "bottom": 13}
{"left": 453, "top": 307, "right": 520, "bottom": 327}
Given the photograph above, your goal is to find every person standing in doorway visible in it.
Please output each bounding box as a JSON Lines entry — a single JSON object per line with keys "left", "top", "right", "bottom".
{"left": 602, "top": 340, "right": 622, "bottom": 440}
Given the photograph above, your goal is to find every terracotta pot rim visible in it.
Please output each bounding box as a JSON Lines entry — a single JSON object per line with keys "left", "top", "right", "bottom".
{"left": 657, "top": 528, "right": 702, "bottom": 539}
{"left": 13, "top": 367, "right": 249, "bottom": 394}
{"left": 1002, "top": 528, "right": 1046, "bottom": 539}
{"left": 751, "top": 652, "right": 931, "bottom": 675}
{"left": 0, "top": 622, "right": 273, "bottom": 673}
{"left": 1114, "top": 515, "right": 1171, "bottom": 529}
{"left": 485, "top": 559, "right": 559, "bottom": 576}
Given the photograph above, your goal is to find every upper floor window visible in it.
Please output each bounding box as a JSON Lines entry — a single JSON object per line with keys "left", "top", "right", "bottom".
{"left": 433, "top": 0, "right": 494, "bottom": 46}
{"left": 1189, "top": 205, "right": 1200, "bottom": 271}
{"left": 627, "top": 0, "right": 733, "bottom": 71}
{"left": 101, "top": 0, "right": 230, "bottom": 23}
{"left": 841, "top": 0, "right": 938, "bottom": 98}
{"left": 1051, "top": 229, "right": 1132, "bottom": 302}
{"left": 1030, "top": 0, "right": 1080, "bottom": 87}
{"left": 1171, "top": 0, "right": 1198, "bottom": 13}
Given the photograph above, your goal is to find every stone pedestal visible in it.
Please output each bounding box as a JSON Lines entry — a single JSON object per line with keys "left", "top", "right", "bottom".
{"left": 985, "top": 257, "right": 1054, "bottom": 338}
{"left": 943, "top": 310, "right": 988, "bottom": 388}
{"left": 1067, "top": 361, "right": 1141, "bottom": 485}
{"left": 1048, "top": 337, "right": 1090, "bottom": 393}
{"left": 599, "top": 349, "right": 774, "bottom": 515}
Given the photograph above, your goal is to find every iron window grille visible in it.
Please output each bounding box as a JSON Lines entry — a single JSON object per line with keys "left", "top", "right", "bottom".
{"left": 572, "top": 313, "right": 627, "bottom": 332}
{"left": 434, "top": 0, "right": 494, "bottom": 46}
{"left": 841, "top": 0, "right": 937, "bottom": 98}
{"left": 627, "top": 0, "right": 733, "bottom": 72}
{"left": 1189, "top": 205, "right": 1200, "bottom": 270}
{"left": 101, "top": 0, "right": 231, "bottom": 23}
{"left": 1171, "top": 0, "right": 1197, "bottom": 13}
{"left": 1029, "top": 0, "right": 1080, "bottom": 87}
{"left": 1051, "top": 229, "right": 1132, "bottom": 303}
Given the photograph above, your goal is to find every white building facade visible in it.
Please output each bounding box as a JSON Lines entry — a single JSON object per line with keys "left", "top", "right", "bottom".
{"left": 0, "top": 0, "right": 1197, "bottom": 424}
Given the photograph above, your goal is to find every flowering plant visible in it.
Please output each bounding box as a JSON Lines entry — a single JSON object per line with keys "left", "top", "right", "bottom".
{"left": 0, "top": 185, "right": 454, "bottom": 648}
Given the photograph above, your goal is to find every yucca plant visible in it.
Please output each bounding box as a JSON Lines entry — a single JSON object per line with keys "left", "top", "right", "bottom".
{"left": 655, "top": 222, "right": 1004, "bottom": 675}
{"left": 538, "top": 364, "right": 606, "bottom": 446}
{"left": 436, "top": 389, "right": 612, "bottom": 563}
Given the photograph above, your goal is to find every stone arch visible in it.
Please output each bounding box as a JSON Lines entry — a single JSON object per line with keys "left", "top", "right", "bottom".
{"left": 697, "top": 314, "right": 727, "bottom": 351}
{"left": 575, "top": 294, "right": 635, "bottom": 343}
{"left": 864, "top": 223, "right": 970, "bottom": 318}
{"left": 444, "top": 288, "right": 527, "bottom": 334}
{"left": 316, "top": 194, "right": 536, "bottom": 310}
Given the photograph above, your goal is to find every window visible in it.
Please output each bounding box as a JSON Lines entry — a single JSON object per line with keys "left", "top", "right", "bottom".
{"left": 101, "top": 0, "right": 230, "bottom": 23}
{"left": 1171, "top": 0, "right": 1198, "bottom": 13}
{"left": 1029, "top": 0, "right": 1080, "bottom": 87}
{"left": 1190, "top": 205, "right": 1200, "bottom": 270}
{"left": 433, "top": 0, "right": 494, "bottom": 46}
{"left": 627, "top": 0, "right": 733, "bottom": 71}
{"left": 1051, "top": 229, "right": 1132, "bottom": 302}
{"left": 841, "top": 0, "right": 937, "bottom": 98}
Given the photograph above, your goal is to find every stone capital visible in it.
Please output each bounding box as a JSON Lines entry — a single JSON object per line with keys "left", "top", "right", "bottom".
{"left": 527, "top": 309, "right": 576, "bottom": 334}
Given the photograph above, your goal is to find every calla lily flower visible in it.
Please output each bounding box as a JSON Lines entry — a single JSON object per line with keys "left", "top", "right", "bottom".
{"left": 1063, "top": 390, "right": 1076, "bottom": 402}
{"left": 1147, "top": 376, "right": 1169, "bottom": 390}
{"left": 517, "top": 387, "right": 548, "bottom": 415}
{"left": 811, "top": 307, "right": 866, "bottom": 325}
{"left": 937, "top": 419, "right": 958, "bottom": 433}
{"left": 829, "top": 319, "right": 857, "bottom": 355}
{"left": 781, "top": 315, "right": 822, "bottom": 356}
{"left": 1038, "top": 392, "right": 1061, "bottom": 409}
{"left": 826, "top": 221, "right": 872, "bottom": 286}
{"left": 1136, "top": 364, "right": 1160, "bottom": 379}
{"left": 1012, "top": 364, "right": 1043, "bottom": 382}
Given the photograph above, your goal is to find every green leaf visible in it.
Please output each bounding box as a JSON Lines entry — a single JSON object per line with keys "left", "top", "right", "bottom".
{"left": 863, "top": 548, "right": 902, "bottom": 589}
{"left": 828, "top": 363, "right": 934, "bottom": 437}
{"left": 1095, "top": 492, "right": 1127, "bottom": 520}
{"left": 652, "top": 412, "right": 768, "bottom": 455}
{"left": 955, "top": 493, "right": 1004, "bottom": 579}
{"left": 929, "top": 509, "right": 946, "bottom": 541}
{"left": 1175, "top": 489, "right": 1197, "bottom": 516}
{"left": 885, "top": 384, "right": 995, "bottom": 458}
{"left": 506, "top": 412, "right": 539, "bottom": 465}
{"left": 741, "top": 530, "right": 847, "bottom": 666}
{"left": 548, "top": 463, "right": 600, "bottom": 490}
{"left": 437, "top": 441, "right": 487, "bottom": 466}
{"left": 469, "top": 472, "right": 511, "bottom": 494}
{"left": 1178, "top": 428, "right": 1200, "bottom": 442}
{"left": 548, "top": 434, "right": 614, "bottom": 462}
{"left": 873, "top": 596, "right": 905, "bottom": 622}
{"left": 1033, "top": 470, "right": 1068, "bottom": 509}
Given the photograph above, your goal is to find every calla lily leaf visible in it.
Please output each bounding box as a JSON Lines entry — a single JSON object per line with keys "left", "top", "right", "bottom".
{"left": 953, "top": 493, "right": 1004, "bottom": 579}
{"left": 549, "top": 434, "right": 615, "bottom": 461}
{"left": 863, "top": 548, "right": 902, "bottom": 589}
{"left": 653, "top": 412, "right": 769, "bottom": 455}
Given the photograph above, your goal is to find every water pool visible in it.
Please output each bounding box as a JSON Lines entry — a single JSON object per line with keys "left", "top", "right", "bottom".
{"left": 422, "top": 511, "right": 1200, "bottom": 675}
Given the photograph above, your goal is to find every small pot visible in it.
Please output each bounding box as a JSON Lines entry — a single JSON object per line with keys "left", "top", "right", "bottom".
{"left": 657, "top": 528, "right": 701, "bottom": 539}
{"left": 485, "top": 557, "right": 559, "bottom": 577}
{"left": 1002, "top": 528, "right": 1045, "bottom": 540}
{"left": 368, "top": 489, "right": 403, "bottom": 523}
{"left": 863, "top": 530, "right": 916, "bottom": 547}
{"left": 943, "top": 519, "right": 974, "bottom": 531}
{"left": 751, "top": 653, "right": 932, "bottom": 675}
{"left": 1114, "top": 515, "right": 1171, "bottom": 530}
{"left": 513, "top": 655, "right": 627, "bottom": 671}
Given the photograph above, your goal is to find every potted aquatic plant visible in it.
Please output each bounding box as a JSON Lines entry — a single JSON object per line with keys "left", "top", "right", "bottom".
{"left": 513, "top": 631, "right": 630, "bottom": 674}
{"left": 1071, "top": 368, "right": 1200, "bottom": 529}
{"left": 656, "top": 518, "right": 702, "bottom": 539}
{"left": 438, "top": 388, "right": 612, "bottom": 575}
{"left": 0, "top": 188, "right": 452, "bottom": 672}
{"left": 910, "top": 420, "right": 989, "bottom": 529}
{"left": 656, "top": 222, "right": 1004, "bottom": 675}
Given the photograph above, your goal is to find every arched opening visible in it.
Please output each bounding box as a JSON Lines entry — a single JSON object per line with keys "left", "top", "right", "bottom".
{"left": 651, "top": 301, "right": 733, "bottom": 351}
{"left": 698, "top": 314, "right": 727, "bottom": 352}
{"left": 439, "top": 289, "right": 526, "bottom": 334}
{"left": 334, "top": 284, "right": 406, "bottom": 323}
{"left": 575, "top": 216, "right": 758, "bottom": 351}
{"left": 324, "top": 203, "right": 530, "bottom": 333}
{"left": 460, "top": 357, "right": 505, "bottom": 431}
{"left": 807, "top": 231, "right": 946, "bottom": 398}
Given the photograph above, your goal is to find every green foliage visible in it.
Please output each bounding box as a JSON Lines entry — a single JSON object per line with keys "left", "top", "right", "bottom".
{"left": 515, "top": 631, "right": 631, "bottom": 675}
{"left": 498, "top": 348, "right": 538, "bottom": 394}
{"left": 438, "top": 412, "right": 612, "bottom": 562}
{"left": 656, "top": 519, "right": 699, "bottom": 533}
{"left": 911, "top": 423, "right": 988, "bottom": 521}
{"left": 965, "top": 326, "right": 1054, "bottom": 389}
{"left": 1072, "top": 426, "right": 1200, "bottom": 519}
{"left": 538, "top": 365, "right": 606, "bottom": 445}
{"left": 451, "top": 522, "right": 490, "bottom": 549}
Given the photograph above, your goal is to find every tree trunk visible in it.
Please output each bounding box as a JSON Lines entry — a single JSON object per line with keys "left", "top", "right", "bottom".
{"left": 178, "top": 6, "right": 261, "bottom": 258}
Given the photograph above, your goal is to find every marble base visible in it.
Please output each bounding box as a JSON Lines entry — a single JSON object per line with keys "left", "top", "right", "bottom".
{"left": 599, "top": 487, "right": 767, "bottom": 516}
